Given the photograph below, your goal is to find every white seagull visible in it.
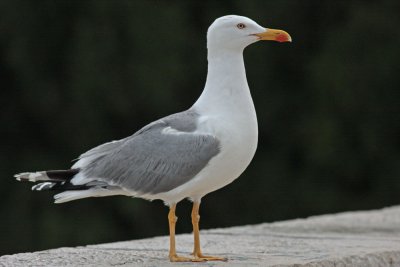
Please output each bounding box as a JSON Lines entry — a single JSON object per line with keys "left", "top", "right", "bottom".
{"left": 15, "top": 15, "right": 291, "bottom": 262}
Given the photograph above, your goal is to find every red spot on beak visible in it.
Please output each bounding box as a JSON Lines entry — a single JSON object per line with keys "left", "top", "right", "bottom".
{"left": 276, "top": 34, "right": 290, "bottom": 43}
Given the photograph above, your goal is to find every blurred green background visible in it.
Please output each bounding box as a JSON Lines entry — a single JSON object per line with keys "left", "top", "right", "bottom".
{"left": 1, "top": 0, "right": 399, "bottom": 256}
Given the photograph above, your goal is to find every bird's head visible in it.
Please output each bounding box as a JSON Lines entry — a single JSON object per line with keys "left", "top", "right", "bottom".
{"left": 207, "top": 15, "right": 292, "bottom": 51}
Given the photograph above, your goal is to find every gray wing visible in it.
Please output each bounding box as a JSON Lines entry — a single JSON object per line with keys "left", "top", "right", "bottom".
{"left": 81, "top": 110, "right": 220, "bottom": 195}
{"left": 76, "top": 139, "right": 128, "bottom": 161}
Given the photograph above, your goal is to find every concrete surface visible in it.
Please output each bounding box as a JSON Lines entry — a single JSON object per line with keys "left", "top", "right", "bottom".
{"left": 1, "top": 206, "right": 400, "bottom": 266}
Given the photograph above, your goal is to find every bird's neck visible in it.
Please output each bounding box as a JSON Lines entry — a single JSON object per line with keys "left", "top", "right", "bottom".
{"left": 193, "top": 48, "right": 254, "bottom": 115}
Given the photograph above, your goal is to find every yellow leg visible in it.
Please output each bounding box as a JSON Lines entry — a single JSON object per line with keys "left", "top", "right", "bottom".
{"left": 168, "top": 204, "right": 193, "bottom": 262}
{"left": 168, "top": 204, "right": 205, "bottom": 262}
{"left": 191, "top": 202, "right": 227, "bottom": 261}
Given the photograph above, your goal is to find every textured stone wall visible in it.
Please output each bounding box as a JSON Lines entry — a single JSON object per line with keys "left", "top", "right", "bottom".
{"left": 1, "top": 206, "right": 400, "bottom": 266}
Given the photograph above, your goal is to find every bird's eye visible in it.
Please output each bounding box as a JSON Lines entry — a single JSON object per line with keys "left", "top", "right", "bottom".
{"left": 237, "top": 23, "right": 246, "bottom": 29}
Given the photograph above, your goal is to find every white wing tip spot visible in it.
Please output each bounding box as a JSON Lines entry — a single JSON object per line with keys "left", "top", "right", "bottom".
{"left": 161, "top": 126, "right": 186, "bottom": 136}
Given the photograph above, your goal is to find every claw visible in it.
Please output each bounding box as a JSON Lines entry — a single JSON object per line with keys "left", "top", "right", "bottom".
{"left": 169, "top": 254, "right": 202, "bottom": 262}
{"left": 193, "top": 253, "right": 228, "bottom": 262}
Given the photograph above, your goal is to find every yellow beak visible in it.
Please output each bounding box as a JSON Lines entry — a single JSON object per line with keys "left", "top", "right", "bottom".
{"left": 254, "top": 28, "right": 292, "bottom": 43}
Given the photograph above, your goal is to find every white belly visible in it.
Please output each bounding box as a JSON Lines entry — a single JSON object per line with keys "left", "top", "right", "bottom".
{"left": 153, "top": 110, "right": 258, "bottom": 204}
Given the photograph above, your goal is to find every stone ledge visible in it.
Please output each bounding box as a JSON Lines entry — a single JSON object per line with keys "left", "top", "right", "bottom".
{"left": 1, "top": 206, "right": 400, "bottom": 266}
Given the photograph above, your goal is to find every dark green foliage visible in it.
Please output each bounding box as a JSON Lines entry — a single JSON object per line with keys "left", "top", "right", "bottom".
{"left": 0, "top": 0, "right": 399, "bottom": 255}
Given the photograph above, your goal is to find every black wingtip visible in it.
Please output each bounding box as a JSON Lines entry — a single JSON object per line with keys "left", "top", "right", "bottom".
{"left": 46, "top": 169, "right": 80, "bottom": 181}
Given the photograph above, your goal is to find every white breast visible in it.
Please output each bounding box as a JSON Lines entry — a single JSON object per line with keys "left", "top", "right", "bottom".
{"left": 155, "top": 85, "right": 258, "bottom": 203}
{"left": 192, "top": 110, "right": 258, "bottom": 195}
{"left": 147, "top": 48, "right": 259, "bottom": 204}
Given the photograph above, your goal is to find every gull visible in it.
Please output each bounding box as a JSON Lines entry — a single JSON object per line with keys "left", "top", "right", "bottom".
{"left": 15, "top": 15, "right": 291, "bottom": 262}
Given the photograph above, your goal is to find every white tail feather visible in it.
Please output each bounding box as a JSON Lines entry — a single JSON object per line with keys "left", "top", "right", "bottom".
{"left": 54, "top": 188, "right": 128, "bottom": 204}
